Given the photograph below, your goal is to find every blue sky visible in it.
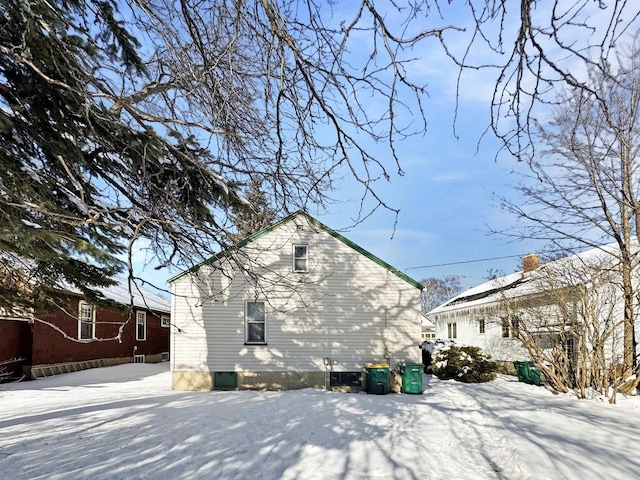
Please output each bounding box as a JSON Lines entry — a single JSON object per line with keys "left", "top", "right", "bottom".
{"left": 314, "top": 86, "right": 539, "bottom": 291}
{"left": 305, "top": 3, "right": 542, "bottom": 291}
{"left": 130, "top": 2, "right": 618, "bottom": 295}
{"left": 133, "top": 51, "right": 539, "bottom": 295}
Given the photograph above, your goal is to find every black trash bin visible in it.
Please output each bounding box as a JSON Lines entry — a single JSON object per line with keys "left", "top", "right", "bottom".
{"left": 421, "top": 343, "right": 433, "bottom": 373}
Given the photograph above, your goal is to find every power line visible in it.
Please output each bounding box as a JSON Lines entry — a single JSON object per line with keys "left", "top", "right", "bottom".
{"left": 405, "top": 253, "right": 527, "bottom": 270}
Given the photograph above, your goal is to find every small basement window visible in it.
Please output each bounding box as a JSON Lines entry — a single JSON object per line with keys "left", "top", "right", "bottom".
{"left": 161, "top": 352, "right": 169, "bottom": 362}
{"left": 330, "top": 372, "right": 362, "bottom": 387}
{"left": 134, "top": 354, "right": 145, "bottom": 364}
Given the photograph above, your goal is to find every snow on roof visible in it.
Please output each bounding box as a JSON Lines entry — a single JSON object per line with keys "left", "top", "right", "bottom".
{"left": 1, "top": 254, "right": 171, "bottom": 314}
{"left": 428, "top": 242, "right": 629, "bottom": 316}
{"left": 421, "top": 316, "right": 435, "bottom": 327}
{"left": 60, "top": 279, "right": 170, "bottom": 314}
{"left": 427, "top": 270, "right": 528, "bottom": 315}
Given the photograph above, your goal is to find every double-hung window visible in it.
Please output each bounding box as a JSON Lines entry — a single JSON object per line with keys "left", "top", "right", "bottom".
{"left": 447, "top": 322, "right": 457, "bottom": 339}
{"left": 501, "top": 317, "right": 520, "bottom": 338}
{"left": 478, "top": 319, "right": 485, "bottom": 334}
{"left": 510, "top": 317, "right": 520, "bottom": 338}
{"left": 293, "top": 245, "right": 308, "bottom": 272}
{"left": 245, "top": 301, "right": 266, "bottom": 344}
{"left": 78, "top": 302, "right": 95, "bottom": 340}
{"left": 136, "top": 311, "right": 147, "bottom": 341}
{"left": 501, "top": 318, "right": 510, "bottom": 338}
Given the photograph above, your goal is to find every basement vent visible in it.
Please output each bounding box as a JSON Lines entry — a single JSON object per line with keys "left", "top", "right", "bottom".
{"left": 214, "top": 372, "right": 238, "bottom": 389}
{"left": 330, "top": 372, "right": 362, "bottom": 387}
{"left": 134, "top": 354, "right": 145, "bottom": 364}
{"left": 161, "top": 352, "right": 169, "bottom": 362}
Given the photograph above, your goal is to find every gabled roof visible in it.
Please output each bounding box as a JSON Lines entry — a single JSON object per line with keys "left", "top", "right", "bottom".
{"left": 59, "top": 279, "right": 171, "bottom": 314}
{"left": 1, "top": 278, "right": 171, "bottom": 321}
{"left": 169, "top": 211, "right": 423, "bottom": 290}
{"left": 428, "top": 271, "right": 531, "bottom": 315}
{"left": 428, "top": 242, "right": 630, "bottom": 316}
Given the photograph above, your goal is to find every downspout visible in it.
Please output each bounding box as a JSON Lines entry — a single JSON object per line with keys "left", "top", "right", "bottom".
{"left": 383, "top": 271, "right": 392, "bottom": 366}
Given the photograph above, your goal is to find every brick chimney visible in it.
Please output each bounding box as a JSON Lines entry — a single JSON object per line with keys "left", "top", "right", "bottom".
{"left": 523, "top": 253, "right": 540, "bottom": 272}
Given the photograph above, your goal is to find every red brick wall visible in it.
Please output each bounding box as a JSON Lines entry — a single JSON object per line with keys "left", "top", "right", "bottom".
{"left": 31, "top": 295, "right": 169, "bottom": 365}
{"left": 0, "top": 320, "right": 32, "bottom": 377}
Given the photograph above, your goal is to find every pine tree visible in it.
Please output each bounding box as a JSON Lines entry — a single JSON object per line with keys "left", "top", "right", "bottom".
{"left": 0, "top": 0, "right": 244, "bottom": 309}
{"left": 231, "top": 180, "right": 278, "bottom": 240}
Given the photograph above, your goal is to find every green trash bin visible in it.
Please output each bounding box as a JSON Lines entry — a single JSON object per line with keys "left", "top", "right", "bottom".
{"left": 513, "top": 361, "right": 541, "bottom": 386}
{"left": 364, "top": 363, "right": 390, "bottom": 395}
{"left": 399, "top": 362, "right": 424, "bottom": 394}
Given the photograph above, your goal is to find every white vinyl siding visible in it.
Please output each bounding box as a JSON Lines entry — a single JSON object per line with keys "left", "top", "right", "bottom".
{"left": 171, "top": 217, "right": 422, "bottom": 373}
{"left": 136, "top": 311, "right": 147, "bottom": 341}
{"left": 432, "top": 311, "right": 531, "bottom": 362}
{"left": 78, "top": 302, "right": 95, "bottom": 340}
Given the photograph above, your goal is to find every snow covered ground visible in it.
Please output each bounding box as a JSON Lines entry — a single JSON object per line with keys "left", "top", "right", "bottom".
{"left": 1, "top": 364, "right": 639, "bottom": 480}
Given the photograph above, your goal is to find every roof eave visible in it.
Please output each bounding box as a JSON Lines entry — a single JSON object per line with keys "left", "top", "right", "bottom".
{"left": 168, "top": 211, "right": 424, "bottom": 290}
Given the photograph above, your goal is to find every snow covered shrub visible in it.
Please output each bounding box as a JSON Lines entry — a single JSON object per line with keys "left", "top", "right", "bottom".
{"left": 432, "top": 345, "right": 497, "bottom": 383}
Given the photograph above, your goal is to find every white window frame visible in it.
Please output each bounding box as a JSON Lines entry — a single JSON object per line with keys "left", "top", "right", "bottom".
{"left": 292, "top": 245, "right": 308, "bottom": 273}
{"left": 245, "top": 300, "right": 266, "bottom": 344}
{"left": 447, "top": 322, "right": 457, "bottom": 339}
{"left": 161, "top": 314, "right": 170, "bottom": 328}
{"left": 136, "top": 311, "right": 147, "bottom": 341}
{"left": 478, "top": 319, "right": 485, "bottom": 334}
{"left": 501, "top": 318, "right": 510, "bottom": 338}
{"left": 511, "top": 317, "right": 520, "bottom": 338}
{"left": 78, "top": 301, "right": 95, "bottom": 340}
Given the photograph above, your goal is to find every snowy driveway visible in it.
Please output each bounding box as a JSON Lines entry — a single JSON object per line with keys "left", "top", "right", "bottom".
{"left": 1, "top": 364, "right": 638, "bottom": 479}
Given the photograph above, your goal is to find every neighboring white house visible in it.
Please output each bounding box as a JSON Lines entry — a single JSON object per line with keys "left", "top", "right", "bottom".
{"left": 427, "top": 247, "right": 639, "bottom": 367}
{"left": 168, "top": 211, "right": 423, "bottom": 391}
{"left": 421, "top": 317, "right": 436, "bottom": 342}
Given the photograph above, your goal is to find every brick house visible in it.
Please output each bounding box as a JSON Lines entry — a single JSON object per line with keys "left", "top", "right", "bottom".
{"left": 0, "top": 279, "right": 170, "bottom": 380}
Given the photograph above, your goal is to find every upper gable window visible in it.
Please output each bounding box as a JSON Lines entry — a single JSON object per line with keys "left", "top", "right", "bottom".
{"left": 293, "top": 245, "right": 308, "bottom": 272}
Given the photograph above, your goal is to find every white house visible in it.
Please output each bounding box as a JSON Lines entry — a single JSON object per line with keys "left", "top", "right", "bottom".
{"left": 168, "top": 211, "right": 423, "bottom": 391}
{"left": 420, "top": 317, "right": 436, "bottom": 342}
{"left": 427, "top": 247, "right": 639, "bottom": 369}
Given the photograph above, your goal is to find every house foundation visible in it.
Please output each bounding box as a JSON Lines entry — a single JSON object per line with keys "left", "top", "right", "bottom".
{"left": 172, "top": 370, "right": 359, "bottom": 391}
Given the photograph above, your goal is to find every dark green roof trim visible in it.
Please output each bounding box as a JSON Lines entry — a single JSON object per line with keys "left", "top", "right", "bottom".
{"left": 168, "top": 211, "right": 424, "bottom": 290}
